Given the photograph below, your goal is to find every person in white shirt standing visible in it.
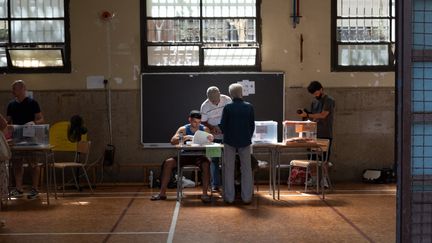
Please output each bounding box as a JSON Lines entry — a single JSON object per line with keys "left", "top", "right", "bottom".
{"left": 200, "top": 86, "right": 232, "bottom": 192}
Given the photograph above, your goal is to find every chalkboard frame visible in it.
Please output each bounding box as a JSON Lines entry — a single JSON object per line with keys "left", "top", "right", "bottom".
{"left": 141, "top": 72, "right": 285, "bottom": 146}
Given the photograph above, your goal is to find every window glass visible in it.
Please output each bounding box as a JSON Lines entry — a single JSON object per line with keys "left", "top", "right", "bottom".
{"left": 9, "top": 49, "right": 64, "bottom": 67}
{"left": 334, "top": 0, "right": 395, "bottom": 70}
{"left": 11, "top": 20, "right": 65, "bottom": 43}
{"left": 11, "top": 0, "right": 64, "bottom": 18}
{"left": 147, "top": 45, "right": 199, "bottom": 66}
{"left": 204, "top": 48, "right": 256, "bottom": 66}
{"left": 0, "top": 0, "right": 69, "bottom": 72}
{"left": 147, "top": 0, "right": 200, "bottom": 17}
{"left": 144, "top": 0, "right": 260, "bottom": 70}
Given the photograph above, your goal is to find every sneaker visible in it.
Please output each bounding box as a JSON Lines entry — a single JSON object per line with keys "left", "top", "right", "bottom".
{"left": 321, "top": 177, "right": 329, "bottom": 189}
{"left": 211, "top": 186, "right": 220, "bottom": 193}
{"left": 9, "top": 189, "right": 24, "bottom": 198}
{"left": 200, "top": 194, "right": 211, "bottom": 203}
{"left": 306, "top": 177, "right": 317, "bottom": 187}
{"left": 27, "top": 188, "right": 39, "bottom": 200}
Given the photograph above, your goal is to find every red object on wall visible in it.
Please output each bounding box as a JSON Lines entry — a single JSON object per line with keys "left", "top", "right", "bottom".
{"left": 100, "top": 11, "right": 114, "bottom": 21}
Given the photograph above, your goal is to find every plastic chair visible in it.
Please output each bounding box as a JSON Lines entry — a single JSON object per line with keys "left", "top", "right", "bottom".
{"left": 52, "top": 141, "right": 94, "bottom": 196}
{"left": 287, "top": 138, "right": 331, "bottom": 192}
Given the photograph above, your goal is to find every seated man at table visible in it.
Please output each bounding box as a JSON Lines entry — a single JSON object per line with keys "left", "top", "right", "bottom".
{"left": 7, "top": 80, "right": 45, "bottom": 200}
{"left": 150, "top": 110, "right": 214, "bottom": 203}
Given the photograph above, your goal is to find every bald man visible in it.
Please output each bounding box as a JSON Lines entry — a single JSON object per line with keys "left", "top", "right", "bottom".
{"left": 7, "top": 80, "right": 44, "bottom": 200}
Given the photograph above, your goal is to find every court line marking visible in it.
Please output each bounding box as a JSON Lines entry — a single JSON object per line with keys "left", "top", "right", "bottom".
{"left": 102, "top": 187, "right": 142, "bottom": 243}
{"left": 0, "top": 232, "right": 169, "bottom": 236}
{"left": 323, "top": 198, "right": 376, "bottom": 243}
{"left": 167, "top": 201, "right": 181, "bottom": 243}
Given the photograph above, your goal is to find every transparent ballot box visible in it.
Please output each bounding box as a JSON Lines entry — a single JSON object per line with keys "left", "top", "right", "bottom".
{"left": 252, "top": 121, "right": 277, "bottom": 144}
{"left": 283, "top": 120, "right": 317, "bottom": 143}
{"left": 10, "top": 124, "right": 50, "bottom": 147}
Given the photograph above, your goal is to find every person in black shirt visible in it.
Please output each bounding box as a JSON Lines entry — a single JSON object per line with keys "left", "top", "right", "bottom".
{"left": 7, "top": 80, "right": 45, "bottom": 200}
{"left": 298, "top": 81, "right": 335, "bottom": 187}
{"left": 220, "top": 83, "right": 255, "bottom": 204}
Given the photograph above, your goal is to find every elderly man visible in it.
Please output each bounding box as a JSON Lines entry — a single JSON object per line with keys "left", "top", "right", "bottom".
{"left": 200, "top": 86, "right": 231, "bottom": 192}
{"left": 220, "top": 83, "right": 255, "bottom": 204}
{"left": 7, "top": 80, "right": 45, "bottom": 200}
{"left": 151, "top": 110, "right": 213, "bottom": 203}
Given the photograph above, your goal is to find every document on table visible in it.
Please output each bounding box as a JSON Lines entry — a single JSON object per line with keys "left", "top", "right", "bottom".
{"left": 192, "top": 130, "right": 212, "bottom": 145}
{"left": 23, "top": 126, "right": 36, "bottom": 137}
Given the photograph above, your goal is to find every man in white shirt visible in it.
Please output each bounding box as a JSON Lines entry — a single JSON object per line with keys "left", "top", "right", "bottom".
{"left": 200, "top": 86, "right": 232, "bottom": 192}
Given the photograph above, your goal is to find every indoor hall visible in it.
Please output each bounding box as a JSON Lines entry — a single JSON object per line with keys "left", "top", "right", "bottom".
{"left": 0, "top": 0, "right": 429, "bottom": 242}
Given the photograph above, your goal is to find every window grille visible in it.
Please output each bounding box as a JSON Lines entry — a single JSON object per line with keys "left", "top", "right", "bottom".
{"left": 143, "top": 0, "right": 261, "bottom": 71}
{"left": 0, "top": 0, "right": 70, "bottom": 72}
{"left": 333, "top": 0, "right": 395, "bottom": 71}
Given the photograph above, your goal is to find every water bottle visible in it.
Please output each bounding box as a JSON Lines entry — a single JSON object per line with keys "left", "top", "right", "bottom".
{"left": 149, "top": 170, "right": 154, "bottom": 188}
{"left": 178, "top": 132, "right": 184, "bottom": 146}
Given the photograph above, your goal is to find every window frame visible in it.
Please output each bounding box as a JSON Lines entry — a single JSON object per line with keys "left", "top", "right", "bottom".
{"left": 0, "top": 0, "right": 71, "bottom": 73}
{"left": 141, "top": 0, "right": 262, "bottom": 72}
{"left": 331, "top": 0, "right": 396, "bottom": 72}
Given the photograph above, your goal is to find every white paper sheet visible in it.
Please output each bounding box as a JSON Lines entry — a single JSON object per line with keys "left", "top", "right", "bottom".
{"left": 23, "top": 126, "right": 36, "bottom": 137}
{"left": 192, "top": 130, "right": 212, "bottom": 145}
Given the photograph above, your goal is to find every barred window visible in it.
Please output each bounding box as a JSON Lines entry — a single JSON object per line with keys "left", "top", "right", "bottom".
{"left": 0, "top": 0, "right": 70, "bottom": 73}
{"left": 332, "top": 0, "right": 395, "bottom": 71}
{"left": 143, "top": 0, "right": 261, "bottom": 72}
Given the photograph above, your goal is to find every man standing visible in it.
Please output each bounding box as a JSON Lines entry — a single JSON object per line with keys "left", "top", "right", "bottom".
{"left": 220, "top": 83, "right": 255, "bottom": 204}
{"left": 7, "top": 80, "right": 45, "bottom": 199}
{"left": 298, "top": 80, "right": 335, "bottom": 186}
{"left": 200, "top": 86, "right": 231, "bottom": 192}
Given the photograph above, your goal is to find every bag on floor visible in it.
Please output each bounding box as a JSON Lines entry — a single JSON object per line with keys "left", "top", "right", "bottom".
{"left": 362, "top": 168, "right": 395, "bottom": 183}
{"left": 288, "top": 167, "right": 309, "bottom": 185}
{"left": 155, "top": 160, "right": 177, "bottom": 189}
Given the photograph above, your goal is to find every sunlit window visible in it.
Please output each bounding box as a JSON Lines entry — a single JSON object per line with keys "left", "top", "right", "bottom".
{"left": 0, "top": 0, "right": 70, "bottom": 72}
{"left": 143, "top": 0, "right": 260, "bottom": 71}
{"left": 333, "top": 0, "right": 395, "bottom": 71}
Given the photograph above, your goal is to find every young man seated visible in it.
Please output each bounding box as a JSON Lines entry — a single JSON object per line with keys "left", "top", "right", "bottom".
{"left": 150, "top": 110, "right": 213, "bottom": 203}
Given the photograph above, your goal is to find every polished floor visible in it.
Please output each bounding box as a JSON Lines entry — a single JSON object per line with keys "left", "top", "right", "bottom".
{"left": 0, "top": 183, "right": 396, "bottom": 243}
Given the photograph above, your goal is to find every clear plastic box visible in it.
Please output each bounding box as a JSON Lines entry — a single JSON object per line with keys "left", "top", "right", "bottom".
{"left": 10, "top": 124, "right": 50, "bottom": 146}
{"left": 252, "top": 121, "right": 278, "bottom": 144}
{"left": 283, "top": 120, "right": 317, "bottom": 142}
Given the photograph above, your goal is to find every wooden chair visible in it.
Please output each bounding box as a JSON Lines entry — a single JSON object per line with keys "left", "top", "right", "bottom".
{"left": 287, "top": 139, "right": 332, "bottom": 192}
{"left": 52, "top": 141, "right": 93, "bottom": 196}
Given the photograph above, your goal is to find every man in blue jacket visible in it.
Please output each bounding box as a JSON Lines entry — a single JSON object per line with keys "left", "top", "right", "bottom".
{"left": 220, "top": 83, "right": 255, "bottom": 204}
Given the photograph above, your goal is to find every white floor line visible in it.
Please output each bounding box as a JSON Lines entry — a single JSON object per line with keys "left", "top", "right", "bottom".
{"left": 167, "top": 201, "right": 180, "bottom": 243}
{"left": 0, "top": 232, "right": 169, "bottom": 236}
{"left": 56, "top": 196, "right": 176, "bottom": 199}
{"left": 276, "top": 193, "right": 396, "bottom": 198}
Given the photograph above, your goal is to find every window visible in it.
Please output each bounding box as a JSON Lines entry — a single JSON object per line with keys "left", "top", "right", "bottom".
{"left": 0, "top": 0, "right": 70, "bottom": 73}
{"left": 142, "top": 0, "right": 261, "bottom": 72}
{"left": 332, "top": 0, "right": 395, "bottom": 71}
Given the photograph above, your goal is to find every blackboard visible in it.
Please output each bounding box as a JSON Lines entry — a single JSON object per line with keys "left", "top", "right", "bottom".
{"left": 141, "top": 72, "right": 284, "bottom": 145}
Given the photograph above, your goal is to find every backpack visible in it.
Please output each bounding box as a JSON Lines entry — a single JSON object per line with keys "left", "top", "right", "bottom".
{"left": 288, "top": 167, "right": 310, "bottom": 185}
{"left": 154, "top": 160, "right": 177, "bottom": 189}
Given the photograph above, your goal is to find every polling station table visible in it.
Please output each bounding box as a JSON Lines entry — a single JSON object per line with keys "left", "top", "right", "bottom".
{"left": 10, "top": 144, "right": 55, "bottom": 205}
{"left": 176, "top": 143, "right": 224, "bottom": 201}
{"left": 251, "top": 143, "right": 278, "bottom": 196}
